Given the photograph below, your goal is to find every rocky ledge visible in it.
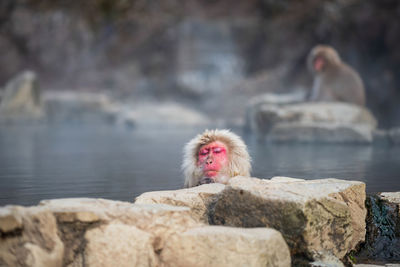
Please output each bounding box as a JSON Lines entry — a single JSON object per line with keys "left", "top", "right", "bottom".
{"left": 2, "top": 177, "right": 399, "bottom": 266}
{"left": 136, "top": 176, "right": 367, "bottom": 265}
{"left": 0, "top": 197, "right": 290, "bottom": 267}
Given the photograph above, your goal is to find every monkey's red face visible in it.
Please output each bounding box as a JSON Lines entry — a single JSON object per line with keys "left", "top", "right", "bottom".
{"left": 197, "top": 141, "right": 229, "bottom": 179}
{"left": 313, "top": 56, "right": 325, "bottom": 72}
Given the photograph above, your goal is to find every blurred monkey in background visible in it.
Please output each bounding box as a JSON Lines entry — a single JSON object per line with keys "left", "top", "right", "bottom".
{"left": 182, "top": 129, "right": 251, "bottom": 188}
{"left": 307, "top": 45, "right": 366, "bottom": 106}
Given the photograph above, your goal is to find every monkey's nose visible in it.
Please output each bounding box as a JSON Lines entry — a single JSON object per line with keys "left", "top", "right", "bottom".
{"left": 206, "top": 158, "right": 213, "bottom": 165}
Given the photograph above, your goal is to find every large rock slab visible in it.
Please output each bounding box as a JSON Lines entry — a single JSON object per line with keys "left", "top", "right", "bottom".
{"left": 135, "top": 183, "right": 225, "bottom": 223}
{"left": 135, "top": 176, "right": 367, "bottom": 262}
{"left": 0, "top": 198, "right": 200, "bottom": 267}
{"left": 161, "top": 226, "right": 291, "bottom": 267}
{"left": 246, "top": 102, "right": 377, "bottom": 143}
{"left": 213, "top": 177, "right": 367, "bottom": 261}
{"left": 0, "top": 71, "right": 44, "bottom": 123}
{"left": 1, "top": 198, "right": 292, "bottom": 267}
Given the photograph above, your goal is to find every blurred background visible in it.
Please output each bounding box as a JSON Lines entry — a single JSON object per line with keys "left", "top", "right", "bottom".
{"left": 1, "top": 0, "right": 399, "bottom": 127}
{"left": 1, "top": 0, "right": 400, "bottom": 206}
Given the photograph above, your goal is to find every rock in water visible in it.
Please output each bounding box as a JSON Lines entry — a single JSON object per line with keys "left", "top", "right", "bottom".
{"left": 246, "top": 102, "right": 377, "bottom": 143}
{"left": 0, "top": 71, "right": 44, "bottom": 122}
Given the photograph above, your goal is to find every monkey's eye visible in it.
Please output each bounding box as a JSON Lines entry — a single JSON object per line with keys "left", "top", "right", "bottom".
{"left": 213, "top": 147, "right": 223, "bottom": 153}
{"left": 199, "top": 149, "right": 209, "bottom": 156}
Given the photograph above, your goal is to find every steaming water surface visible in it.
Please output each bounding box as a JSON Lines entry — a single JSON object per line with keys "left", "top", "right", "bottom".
{"left": 1, "top": 125, "right": 399, "bottom": 206}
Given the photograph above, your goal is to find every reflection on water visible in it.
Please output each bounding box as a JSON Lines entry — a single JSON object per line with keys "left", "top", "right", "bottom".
{"left": 0, "top": 125, "right": 399, "bottom": 206}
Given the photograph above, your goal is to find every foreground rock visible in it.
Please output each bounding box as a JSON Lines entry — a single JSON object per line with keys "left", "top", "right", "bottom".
{"left": 246, "top": 101, "right": 377, "bottom": 143}
{"left": 162, "top": 226, "right": 291, "bottom": 267}
{"left": 0, "top": 198, "right": 290, "bottom": 267}
{"left": 0, "top": 71, "right": 44, "bottom": 123}
{"left": 355, "top": 192, "right": 400, "bottom": 263}
{"left": 212, "top": 177, "right": 366, "bottom": 263}
{"left": 136, "top": 176, "right": 367, "bottom": 263}
{"left": 135, "top": 183, "right": 225, "bottom": 223}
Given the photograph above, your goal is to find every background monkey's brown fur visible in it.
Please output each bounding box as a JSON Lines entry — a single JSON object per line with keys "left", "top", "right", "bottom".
{"left": 307, "top": 45, "right": 366, "bottom": 106}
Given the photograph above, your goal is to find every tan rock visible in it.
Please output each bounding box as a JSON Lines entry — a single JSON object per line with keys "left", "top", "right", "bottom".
{"left": 0, "top": 206, "right": 64, "bottom": 267}
{"left": 85, "top": 223, "right": 158, "bottom": 267}
{"left": 210, "top": 176, "right": 366, "bottom": 260}
{"left": 135, "top": 183, "right": 225, "bottom": 223}
{"left": 40, "top": 198, "right": 201, "bottom": 253}
{"left": 161, "top": 226, "right": 291, "bottom": 267}
{"left": 0, "top": 207, "right": 23, "bottom": 233}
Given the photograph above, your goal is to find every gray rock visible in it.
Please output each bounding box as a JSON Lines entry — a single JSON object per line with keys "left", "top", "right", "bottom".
{"left": 44, "top": 91, "right": 119, "bottom": 124}
{"left": 0, "top": 71, "right": 44, "bottom": 122}
{"left": 120, "top": 102, "right": 211, "bottom": 128}
{"left": 246, "top": 102, "right": 377, "bottom": 143}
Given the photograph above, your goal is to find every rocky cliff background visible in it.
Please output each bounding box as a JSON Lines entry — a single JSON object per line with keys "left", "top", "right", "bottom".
{"left": 1, "top": 0, "right": 399, "bottom": 127}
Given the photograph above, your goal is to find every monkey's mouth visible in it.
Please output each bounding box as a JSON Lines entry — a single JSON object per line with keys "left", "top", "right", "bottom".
{"left": 204, "top": 170, "right": 219, "bottom": 177}
{"left": 198, "top": 177, "right": 216, "bottom": 185}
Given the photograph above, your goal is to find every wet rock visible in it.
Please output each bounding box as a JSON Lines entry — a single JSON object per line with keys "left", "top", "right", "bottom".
{"left": 211, "top": 177, "right": 366, "bottom": 261}
{"left": 0, "top": 71, "right": 44, "bottom": 123}
{"left": 355, "top": 193, "right": 400, "bottom": 263}
{"left": 135, "top": 183, "right": 225, "bottom": 223}
{"left": 246, "top": 102, "right": 377, "bottom": 143}
{"left": 161, "top": 226, "right": 291, "bottom": 267}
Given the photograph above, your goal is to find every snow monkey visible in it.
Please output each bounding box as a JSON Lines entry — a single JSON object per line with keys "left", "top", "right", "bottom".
{"left": 307, "top": 45, "right": 366, "bottom": 106}
{"left": 182, "top": 129, "right": 251, "bottom": 188}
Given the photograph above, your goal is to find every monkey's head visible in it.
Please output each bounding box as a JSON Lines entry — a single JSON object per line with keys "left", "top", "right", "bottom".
{"left": 182, "top": 129, "right": 251, "bottom": 188}
{"left": 307, "top": 45, "right": 341, "bottom": 74}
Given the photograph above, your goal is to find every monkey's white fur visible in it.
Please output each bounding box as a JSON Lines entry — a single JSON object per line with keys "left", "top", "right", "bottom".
{"left": 182, "top": 129, "right": 251, "bottom": 188}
